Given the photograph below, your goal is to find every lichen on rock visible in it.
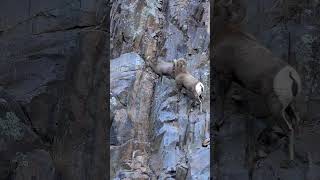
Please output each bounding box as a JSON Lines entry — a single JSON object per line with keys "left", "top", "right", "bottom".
{"left": 0, "top": 112, "right": 23, "bottom": 140}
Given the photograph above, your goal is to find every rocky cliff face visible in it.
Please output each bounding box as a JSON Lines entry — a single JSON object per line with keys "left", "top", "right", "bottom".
{"left": 0, "top": 1, "right": 108, "bottom": 180}
{"left": 110, "top": 0, "right": 210, "bottom": 179}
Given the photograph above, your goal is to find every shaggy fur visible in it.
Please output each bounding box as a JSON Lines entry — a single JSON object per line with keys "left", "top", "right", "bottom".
{"left": 173, "top": 58, "right": 188, "bottom": 76}
{"left": 147, "top": 58, "right": 175, "bottom": 81}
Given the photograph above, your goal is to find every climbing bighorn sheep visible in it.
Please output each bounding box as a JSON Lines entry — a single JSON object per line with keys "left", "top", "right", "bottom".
{"left": 146, "top": 57, "right": 190, "bottom": 79}
{"left": 146, "top": 57, "right": 176, "bottom": 81}
{"left": 213, "top": 0, "right": 302, "bottom": 161}
{"left": 174, "top": 58, "right": 205, "bottom": 113}
{"left": 147, "top": 57, "right": 205, "bottom": 112}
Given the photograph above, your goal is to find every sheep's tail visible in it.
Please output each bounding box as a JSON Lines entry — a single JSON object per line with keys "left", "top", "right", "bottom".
{"left": 196, "top": 82, "right": 205, "bottom": 96}
{"left": 200, "top": 82, "right": 204, "bottom": 93}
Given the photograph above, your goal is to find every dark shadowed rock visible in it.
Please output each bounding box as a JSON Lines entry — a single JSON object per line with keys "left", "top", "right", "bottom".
{"left": 0, "top": 0, "right": 108, "bottom": 179}
{"left": 0, "top": 92, "right": 43, "bottom": 180}
{"left": 11, "top": 149, "right": 55, "bottom": 180}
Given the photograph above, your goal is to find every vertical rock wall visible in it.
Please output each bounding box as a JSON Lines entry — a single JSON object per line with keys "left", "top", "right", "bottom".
{"left": 110, "top": 0, "right": 210, "bottom": 179}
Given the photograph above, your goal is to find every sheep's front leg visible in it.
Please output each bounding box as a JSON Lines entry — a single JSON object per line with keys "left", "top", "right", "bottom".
{"left": 176, "top": 83, "right": 183, "bottom": 102}
{"left": 176, "top": 83, "right": 183, "bottom": 113}
{"left": 160, "top": 75, "right": 163, "bottom": 85}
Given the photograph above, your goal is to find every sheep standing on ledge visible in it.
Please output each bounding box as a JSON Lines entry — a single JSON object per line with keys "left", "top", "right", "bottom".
{"left": 174, "top": 58, "right": 205, "bottom": 113}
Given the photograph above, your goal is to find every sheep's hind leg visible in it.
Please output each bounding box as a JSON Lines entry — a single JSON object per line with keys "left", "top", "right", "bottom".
{"left": 267, "top": 94, "right": 295, "bottom": 162}
{"left": 197, "top": 96, "right": 203, "bottom": 113}
{"left": 281, "top": 109, "right": 295, "bottom": 161}
{"left": 286, "top": 104, "right": 301, "bottom": 134}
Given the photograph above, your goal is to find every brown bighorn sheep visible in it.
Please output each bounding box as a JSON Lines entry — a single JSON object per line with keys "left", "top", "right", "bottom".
{"left": 174, "top": 58, "right": 205, "bottom": 113}
{"left": 146, "top": 57, "right": 205, "bottom": 112}
{"left": 146, "top": 57, "right": 190, "bottom": 81}
{"left": 146, "top": 57, "right": 186, "bottom": 80}
{"left": 146, "top": 57, "right": 176, "bottom": 83}
{"left": 213, "top": 0, "right": 302, "bottom": 161}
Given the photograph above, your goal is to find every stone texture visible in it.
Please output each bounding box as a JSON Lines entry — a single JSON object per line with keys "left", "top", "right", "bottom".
{"left": 11, "top": 149, "right": 55, "bottom": 180}
{"left": 110, "top": 0, "right": 210, "bottom": 179}
{"left": 0, "top": 0, "right": 108, "bottom": 179}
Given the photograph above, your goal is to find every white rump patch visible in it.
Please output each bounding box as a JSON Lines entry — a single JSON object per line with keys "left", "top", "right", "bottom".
{"left": 195, "top": 82, "right": 204, "bottom": 96}
{"left": 273, "top": 66, "right": 301, "bottom": 107}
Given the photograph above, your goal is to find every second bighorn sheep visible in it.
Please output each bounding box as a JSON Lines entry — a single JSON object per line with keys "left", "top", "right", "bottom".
{"left": 146, "top": 57, "right": 176, "bottom": 81}
{"left": 146, "top": 57, "right": 192, "bottom": 81}
{"left": 174, "top": 58, "right": 205, "bottom": 112}
{"left": 213, "top": 0, "right": 302, "bottom": 160}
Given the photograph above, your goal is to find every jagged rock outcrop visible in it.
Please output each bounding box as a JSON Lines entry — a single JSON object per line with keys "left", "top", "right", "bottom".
{"left": 0, "top": 1, "right": 108, "bottom": 179}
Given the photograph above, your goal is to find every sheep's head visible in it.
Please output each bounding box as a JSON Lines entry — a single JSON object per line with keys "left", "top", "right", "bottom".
{"left": 213, "top": 0, "right": 247, "bottom": 31}
{"left": 176, "top": 58, "right": 187, "bottom": 69}
{"left": 195, "top": 82, "right": 205, "bottom": 99}
{"left": 174, "top": 58, "right": 188, "bottom": 75}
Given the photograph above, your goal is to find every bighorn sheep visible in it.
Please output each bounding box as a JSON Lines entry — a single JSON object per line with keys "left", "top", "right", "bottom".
{"left": 146, "top": 57, "right": 176, "bottom": 81}
{"left": 146, "top": 57, "right": 192, "bottom": 80}
{"left": 213, "top": 0, "right": 302, "bottom": 161}
{"left": 174, "top": 58, "right": 205, "bottom": 113}
{"left": 146, "top": 57, "right": 205, "bottom": 112}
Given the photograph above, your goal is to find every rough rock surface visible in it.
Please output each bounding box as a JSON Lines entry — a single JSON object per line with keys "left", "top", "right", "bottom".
{"left": 0, "top": 1, "right": 108, "bottom": 179}
{"left": 212, "top": 1, "right": 320, "bottom": 180}
{"left": 110, "top": 0, "right": 210, "bottom": 179}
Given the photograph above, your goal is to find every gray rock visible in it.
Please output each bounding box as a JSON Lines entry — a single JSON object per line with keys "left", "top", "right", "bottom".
{"left": 110, "top": 52, "right": 145, "bottom": 98}
{"left": 11, "top": 149, "right": 55, "bottom": 180}
{"left": 110, "top": 0, "right": 210, "bottom": 179}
